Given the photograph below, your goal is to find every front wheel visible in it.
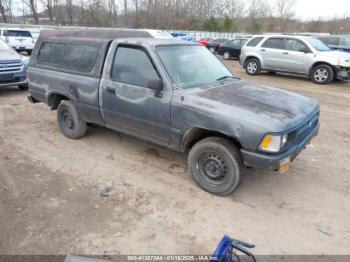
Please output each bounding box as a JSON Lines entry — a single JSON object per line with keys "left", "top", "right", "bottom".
{"left": 245, "top": 58, "right": 261, "bottom": 75}
{"left": 311, "top": 64, "right": 334, "bottom": 84}
{"left": 57, "top": 100, "right": 87, "bottom": 139}
{"left": 188, "top": 137, "right": 242, "bottom": 196}
{"left": 223, "top": 52, "right": 231, "bottom": 60}
{"left": 18, "top": 84, "right": 28, "bottom": 90}
{"left": 209, "top": 47, "right": 216, "bottom": 53}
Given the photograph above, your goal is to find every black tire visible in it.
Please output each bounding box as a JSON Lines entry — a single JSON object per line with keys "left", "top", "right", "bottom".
{"left": 245, "top": 58, "right": 261, "bottom": 75}
{"left": 57, "top": 100, "right": 87, "bottom": 139}
{"left": 188, "top": 137, "right": 242, "bottom": 196}
{"left": 18, "top": 84, "right": 28, "bottom": 90}
{"left": 223, "top": 52, "right": 231, "bottom": 60}
{"left": 311, "top": 64, "right": 334, "bottom": 85}
{"left": 27, "top": 50, "right": 32, "bottom": 56}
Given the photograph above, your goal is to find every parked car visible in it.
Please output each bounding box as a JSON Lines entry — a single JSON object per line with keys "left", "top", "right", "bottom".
{"left": 143, "top": 29, "right": 173, "bottom": 39}
{"left": 240, "top": 35, "right": 350, "bottom": 84}
{"left": 0, "top": 28, "right": 34, "bottom": 55}
{"left": 207, "top": 38, "right": 230, "bottom": 53}
{"left": 218, "top": 38, "right": 249, "bottom": 59}
{"left": 28, "top": 29, "right": 320, "bottom": 196}
{"left": 199, "top": 37, "right": 214, "bottom": 47}
{"left": 171, "top": 32, "right": 195, "bottom": 42}
{"left": 316, "top": 35, "right": 350, "bottom": 53}
{"left": 0, "top": 38, "right": 29, "bottom": 90}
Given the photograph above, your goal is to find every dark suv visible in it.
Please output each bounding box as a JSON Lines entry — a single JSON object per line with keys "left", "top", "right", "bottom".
{"left": 316, "top": 35, "right": 350, "bottom": 53}
{"left": 207, "top": 38, "right": 230, "bottom": 53}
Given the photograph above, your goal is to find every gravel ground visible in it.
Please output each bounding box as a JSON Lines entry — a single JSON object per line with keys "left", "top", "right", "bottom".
{"left": 0, "top": 59, "right": 350, "bottom": 256}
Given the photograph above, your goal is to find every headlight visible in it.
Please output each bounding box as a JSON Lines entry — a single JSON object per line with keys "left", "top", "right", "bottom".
{"left": 21, "top": 55, "right": 29, "bottom": 65}
{"left": 338, "top": 57, "right": 350, "bottom": 67}
{"left": 259, "top": 134, "right": 288, "bottom": 153}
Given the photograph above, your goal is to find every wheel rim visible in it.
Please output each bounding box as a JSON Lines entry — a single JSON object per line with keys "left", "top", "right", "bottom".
{"left": 314, "top": 68, "right": 329, "bottom": 82}
{"left": 247, "top": 61, "right": 257, "bottom": 74}
{"left": 60, "top": 108, "right": 74, "bottom": 131}
{"left": 197, "top": 152, "right": 228, "bottom": 185}
{"left": 210, "top": 47, "right": 215, "bottom": 52}
{"left": 224, "top": 52, "right": 230, "bottom": 59}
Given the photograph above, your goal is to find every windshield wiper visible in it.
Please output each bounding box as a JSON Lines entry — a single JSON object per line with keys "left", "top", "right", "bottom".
{"left": 216, "top": 75, "right": 240, "bottom": 81}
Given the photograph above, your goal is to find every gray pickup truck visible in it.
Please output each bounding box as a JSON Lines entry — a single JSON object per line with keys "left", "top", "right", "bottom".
{"left": 28, "top": 29, "right": 320, "bottom": 196}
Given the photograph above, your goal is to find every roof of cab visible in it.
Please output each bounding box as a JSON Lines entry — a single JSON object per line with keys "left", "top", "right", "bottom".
{"left": 116, "top": 37, "right": 197, "bottom": 46}
{"left": 38, "top": 28, "right": 153, "bottom": 43}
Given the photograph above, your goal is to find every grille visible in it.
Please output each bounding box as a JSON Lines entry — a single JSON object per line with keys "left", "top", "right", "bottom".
{"left": 0, "top": 61, "right": 23, "bottom": 73}
{"left": 290, "top": 113, "right": 319, "bottom": 144}
{"left": 0, "top": 76, "right": 26, "bottom": 84}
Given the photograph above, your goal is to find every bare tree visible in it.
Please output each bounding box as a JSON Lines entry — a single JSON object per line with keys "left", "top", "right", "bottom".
{"left": 275, "top": 0, "right": 296, "bottom": 31}
{"left": 23, "top": 0, "right": 39, "bottom": 24}
{"left": 0, "top": 0, "right": 8, "bottom": 22}
{"left": 123, "top": 0, "right": 128, "bottom": 27}
{"left": 225, "top": 0, "right": 244, "bottom": 17}
{"left": 246, "top": 0, "right": 270, "bottom": 33}
{"left": 40, "top": 0, "right": 54, "bottom": 21}
{"left": 66, "top": 0, "right": 73, "bottom": 25}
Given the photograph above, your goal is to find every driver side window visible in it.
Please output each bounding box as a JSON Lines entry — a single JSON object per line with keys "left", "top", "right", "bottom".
{"left": 111, "top": 46, "right": 160, "bottom": 88}
{"left": 285, "top": 39, "right": 310, "bottom": 52}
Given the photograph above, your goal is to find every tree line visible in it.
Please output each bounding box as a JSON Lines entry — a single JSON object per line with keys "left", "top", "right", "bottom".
{"left": 0, "top": 0, "right": 349, "bottom": 33}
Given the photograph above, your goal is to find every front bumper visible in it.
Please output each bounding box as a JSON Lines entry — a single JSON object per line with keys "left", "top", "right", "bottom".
{"left": 240, "top": 123, "right": 320, "bottom": 171}
{"left": 335, "top": 67, "right": 350, "bottom": 80}
{"left": 0, "top": 76, "right": 27, "bottom": 87}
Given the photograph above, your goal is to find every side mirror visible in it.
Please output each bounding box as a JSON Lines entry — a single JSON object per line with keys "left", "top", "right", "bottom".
{"left": 299, "top": 48, "right": 310, "bottom": 53}
{"left": 147, "top": 79, "right": 164, "bottom": 98}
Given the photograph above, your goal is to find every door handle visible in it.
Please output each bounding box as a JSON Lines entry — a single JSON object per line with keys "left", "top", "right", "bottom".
{"left": 260, "top": 49, "right": 266, "bottom": 52}
{"left": 106, "top": 86, "right": 116, "bottom": 94}
{"left": 282, "top": 52, "right": 289, "bottom": 55}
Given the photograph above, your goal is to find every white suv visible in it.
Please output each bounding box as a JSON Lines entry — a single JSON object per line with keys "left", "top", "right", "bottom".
{"left": 240, "top": 35, "right": 350, "bottom": 84}
{"left": 0, "top": 28, "right": 34, "bottom": 55}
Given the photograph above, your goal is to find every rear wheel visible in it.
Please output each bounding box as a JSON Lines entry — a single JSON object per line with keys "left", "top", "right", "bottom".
{"left": 223, "top": 52, "right": 231, "bottom": 60}
{"left": 18, "top": 84, "right": 28, "bottom": 90}
{"left": 188, "top": 137, "right": 242, "bottom": 196}
{"left": 57, "top": 100, "right": 87, "bottom": 139}
{"left": 311, "top": 64, "right": 334, "bottom": 84}
{"left": 209, "top": 47, "right": 216, "bottom": 53}
{"left": 245, "top": 58, "right": 261, "bottom": 75}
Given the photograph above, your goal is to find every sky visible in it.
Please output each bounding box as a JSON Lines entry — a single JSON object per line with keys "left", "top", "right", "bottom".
{"left": 295, "top": 0, "right": 350, "bottom": 20}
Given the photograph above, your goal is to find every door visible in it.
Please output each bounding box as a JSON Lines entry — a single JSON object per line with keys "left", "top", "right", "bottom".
{"left": 283, "top": 38, "right": 314, "bottom": 74}
{"left": 259, "top": 37, "right": 286, "bottom": 70}
{"left": 100, "top": 44, "right": 172, "bottom": 146}
{"left": 228, "top": 39, "right": 242, "bottom": 58}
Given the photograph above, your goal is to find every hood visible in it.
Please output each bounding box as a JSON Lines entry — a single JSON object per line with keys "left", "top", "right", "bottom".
{"left": 0, "top": 49, "right": 22, "bottom": 62}
{"left": 317, "top": 50, "right": 350, "bottom": 59}
{"left": 192, "top": 80, "right": 319, "bottom": 131}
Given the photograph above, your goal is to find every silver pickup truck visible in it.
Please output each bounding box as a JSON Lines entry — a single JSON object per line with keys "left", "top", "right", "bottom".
{"left": 0, "top": 38, "right": 29, "bottom": 89}
{"left": 27, "top": 29, "right": 320, "bottom": 196}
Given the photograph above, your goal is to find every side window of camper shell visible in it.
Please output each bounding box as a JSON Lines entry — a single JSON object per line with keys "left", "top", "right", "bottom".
{"left": 37, "top": 42, "right": 98, "bottom": 72}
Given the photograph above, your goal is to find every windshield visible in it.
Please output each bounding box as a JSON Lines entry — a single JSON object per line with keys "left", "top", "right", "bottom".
{"left": 4, "top": 30, "right": 32, "bottom": 37}
{"left": 156, "top": 45, "right": 233, "bottom": 88}
{"left": 0, "top": 39, "right": 10, "bottom": 51}
{"left": 305, "top": 37, "right": 331, "bottom": 51}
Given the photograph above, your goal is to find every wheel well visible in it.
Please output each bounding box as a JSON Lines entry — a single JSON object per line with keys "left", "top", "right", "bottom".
{"left": 243, "top": 56, "right": 260, "bottom": 68}
{"left": 48, "top": 93, "right": 70, "bottom": 110}
{"left": 182, "top": 128, "right": 242, "bottom": 153}
{"left": 310, "top": 62, "right": 335, "bottom": 76}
